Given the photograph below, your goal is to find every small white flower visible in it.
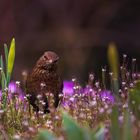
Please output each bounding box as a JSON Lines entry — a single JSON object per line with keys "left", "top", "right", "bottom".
{"left": 13, "top": 135, "right": 20, "bottom": 140}
{"left": 16, "top": 81, "right": 20, "bottom": 86}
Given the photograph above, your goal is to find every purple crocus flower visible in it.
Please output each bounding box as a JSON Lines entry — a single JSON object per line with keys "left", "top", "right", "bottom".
{"left": 0, "top": 81, "right": 27, "bottom": 110}
{"left": 99, "top": 90, "right": 115, "bottom": 104}
{"left": 84, "top": 85, "right": 96, "bottom": 97}
{"left": 8, "top": 81, "right": 24, "bottom": 100}
{"left": 62, "top": 81, "right": 75, "bottom": 107}
{"left": 0, "top": 81, "right": 24, "bottom": 101}
{"left": 63, "top": 81, "right": 74, "bottom": 96}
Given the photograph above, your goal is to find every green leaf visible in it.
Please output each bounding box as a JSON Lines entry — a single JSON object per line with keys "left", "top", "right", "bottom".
{"left": 123, "top": 110, "right": 132, "bottom": 140}
{"left": 7, "top": 38, "right": 15, "bottom": 83}
{"left": 107, "top": 42, "right": 119, "bottom": 79}
{"left": 63, "top": 112, "right": 87, "bottom": 140}
{"left": 129, "top": 81, "right": 140, "bottom": 119}
{"left": 110, "top": 106, "right": 121, "bottom": 140}
{"left": 36, "top": 130, "right": 56, "bottom": 140}
{"left": 0, "top": 55, "right": 4, "bottom": 70}
{"left": 107, "top": 43, "right": 119, "bottom": 98}
{"left": 4, "top": 43, "right": 8, "bottom": 69}
{"left": 94, "top": 124, "right": 105, "bottom": 140}
{"left": 91, "top": 124, "right": 105, "bottom": 140}
{"left": 4, "top": 44, "right": 9, "bottom": 79}
{"left": 1, "top": 71, "right": 6, "bottom": 91}
{"left": 0, "top": 55, "right": 6, "bottom": 90}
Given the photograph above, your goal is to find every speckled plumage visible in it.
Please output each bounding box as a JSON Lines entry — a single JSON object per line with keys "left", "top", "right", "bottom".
{"left": 26, "top": 51, "right": 63, "bottom": 113}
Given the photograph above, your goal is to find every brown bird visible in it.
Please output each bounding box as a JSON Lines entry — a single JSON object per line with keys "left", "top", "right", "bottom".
{"left": 26, "top": 51, "right": 63, "bottom": 113}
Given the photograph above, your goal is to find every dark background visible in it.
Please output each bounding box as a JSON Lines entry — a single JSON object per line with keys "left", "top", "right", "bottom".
{"left": 0, "top": 0, "right": 140, "bottom": 83}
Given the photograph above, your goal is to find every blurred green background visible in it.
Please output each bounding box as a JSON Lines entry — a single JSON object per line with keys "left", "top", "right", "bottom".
{"left": 0, "top": 0, "right": 140, "bottom": 83}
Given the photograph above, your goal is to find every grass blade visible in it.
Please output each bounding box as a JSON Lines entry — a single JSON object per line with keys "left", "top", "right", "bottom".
{"left": 0, "top": 55, "right": 6, "bottom": 90}
{"left": 0, "top": 55, "right": 4, "bottom": 71}
{"left": 36, "top": 130, "right": 56, "bottom": 140}
{"left": 107, "top": 42, "right": 119, "bottom": 79}
{"left": 123, "top": 110, "right": 132, "bottom": 140}
{"left": 107, "top": 43, "right": 119, "bottom": 98}
{"left": 63, "top": 112, "right": 87, "bottom": 140}
{"left": 129, "top": 81, "right": 140, "bottom": 119}
{"left": 4, "top": 43, "right": 9, "bottom": 79}
{"left": 111, "top": 106, "right": 121, "bottom": 140}
{"left": 94, "top": 124, "right": 105, "bottom": 140}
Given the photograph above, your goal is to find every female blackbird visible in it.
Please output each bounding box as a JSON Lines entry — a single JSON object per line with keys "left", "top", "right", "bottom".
{"left": 26, "top": 51, "right": 63, "bottom": 113}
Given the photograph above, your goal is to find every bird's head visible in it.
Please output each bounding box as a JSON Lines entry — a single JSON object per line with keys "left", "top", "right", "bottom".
{"left": 36, "top": 51, "right": 59, "bottom": 72}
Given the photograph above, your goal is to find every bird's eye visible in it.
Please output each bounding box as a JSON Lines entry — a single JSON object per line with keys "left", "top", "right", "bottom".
{"left": 43, "top": 55, "right": 48, "bottom": 60}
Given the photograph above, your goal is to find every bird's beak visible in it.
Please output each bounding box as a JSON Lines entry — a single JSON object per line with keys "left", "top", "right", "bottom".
{"left": 48, "top": 59, "right": 53, "bottom": 64}
{"left": 48, "top": 58, "right": 59, "bottom": 64}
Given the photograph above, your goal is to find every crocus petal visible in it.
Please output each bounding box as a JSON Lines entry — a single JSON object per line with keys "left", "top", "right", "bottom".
{"left": 63, "top": 81, "right": 74, "bottom": 96}
{"left": 100, "top": 90, "right": 115, "bottom": 103}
